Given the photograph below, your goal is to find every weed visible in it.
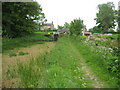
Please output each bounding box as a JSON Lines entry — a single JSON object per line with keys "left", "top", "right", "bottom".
{"left": 6, "top": 65, "right": 18, "bottom": 78}
{"left": 18, "top": 52, "right": 29, "bottom": 56}
{"left": 16, "top": 53, "right": 47, "bottom": 88}
{"left": 9, "top": 53, "right": 17, "bottom": 57}
{"left": 9, "top": 52, "right": 29, "bottom": 57}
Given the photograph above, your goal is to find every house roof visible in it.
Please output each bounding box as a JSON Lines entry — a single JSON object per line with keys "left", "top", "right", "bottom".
{"left": 44, "top": 23, "right": 53, "bottom": 26}
{"left": 84, "top": 32, "right": 91, "bottom": 34}
{"left": 58, "top": 29, "right": 70, "bottom": 33}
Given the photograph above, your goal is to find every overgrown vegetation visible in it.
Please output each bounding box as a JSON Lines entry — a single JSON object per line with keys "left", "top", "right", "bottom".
{"left": 71, "top": 35, "right": 119, "bottom": 88}
{"left": 90, "top": 34, "right": 120, "bottom": 79}
{"left": 5, "top": 35, "right": 118, "bottom": 88}
{"left": 4, "top": 53, "right": 46, "bottom": 88}
{"left": 2, "top": 32, "right": 52, "bottom": 52}
{"left": 17, "top": 54, "right": 46, "bottom": 88}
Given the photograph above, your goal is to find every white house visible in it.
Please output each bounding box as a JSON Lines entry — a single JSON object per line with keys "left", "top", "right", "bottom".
{"left": 41, "top": 22, "right": 54, "bottom": 31}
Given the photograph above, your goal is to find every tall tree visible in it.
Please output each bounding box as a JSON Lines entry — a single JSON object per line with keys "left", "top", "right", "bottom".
{"left": 95, "top": 2, "right": 116, "bottom": 32}
{"left": 2, "top": 2, "right": 46, "bottom": 38}
{"left": 117, "top": 3, "right": 120, "bottom": 33}
{"left": 63, "top": 22, "right": 70, "bottom": 29}
{"left": 69, "top": 18, "right": 84, "bottom": 36}
{"left": 89, "top": 26, "right": 103, "bottom": 33}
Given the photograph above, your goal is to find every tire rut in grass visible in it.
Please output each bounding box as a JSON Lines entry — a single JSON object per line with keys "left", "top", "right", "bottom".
{"left": 68, "top": 37, "right": 104, "bottom": 88}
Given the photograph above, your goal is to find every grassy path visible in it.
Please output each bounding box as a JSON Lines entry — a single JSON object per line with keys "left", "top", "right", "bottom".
{"left": 44, "top": 36, "right": 115, "bottom": 88}
{"left": 68, "top": 36, "right": 105, "bottom": 88}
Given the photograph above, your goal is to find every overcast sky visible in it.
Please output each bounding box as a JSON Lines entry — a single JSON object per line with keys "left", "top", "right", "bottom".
{"left": 36, "top": 0, "right": 119, "bottom": 29}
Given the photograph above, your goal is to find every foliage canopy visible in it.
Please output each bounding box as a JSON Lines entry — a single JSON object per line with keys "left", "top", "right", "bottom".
{"left": 95, "top": 2, "right": 116, "bottom": 32}
{"left": 69, "top": 18, "right": 84, "bottom": 35}
{"left": 2, "top": 2, "right": 46, "bottom": 38}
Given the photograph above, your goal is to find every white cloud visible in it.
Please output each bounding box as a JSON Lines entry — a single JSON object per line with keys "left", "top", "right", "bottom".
{"left": 36, "top": 0, "right": 119, "bottom": 29}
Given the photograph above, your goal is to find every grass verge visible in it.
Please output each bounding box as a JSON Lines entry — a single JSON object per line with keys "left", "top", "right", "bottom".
{"left": 2, "top": 32, "right": 52, "bottom": 52}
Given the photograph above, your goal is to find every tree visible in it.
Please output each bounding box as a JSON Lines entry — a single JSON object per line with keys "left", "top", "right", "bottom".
{"left": 2, "top": 2, "right": 46, "bottom": 38}
{"left": 58, "top": 25, "right": 64, "bottom": 29}
{"left": 63, "top": 22, "right": 70, "bottom": 29}
{"left": 108, "top": 28, "right": 115, "bottom": 32}
{"left": 69, "top": 18, "right": 84, "bottom": 35}
{"left": 95, "top": 2, "right": 116, "bottom": 32}
{"left": 117, "top": 7, "right": 120, "bottom": 33}
{"left": 89, "top": 26, "right": 103, "bottom": 33}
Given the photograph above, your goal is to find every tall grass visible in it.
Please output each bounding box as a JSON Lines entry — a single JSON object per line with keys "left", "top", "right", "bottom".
{"left": 2, "top": 32, "right": 52, "bottom": 52}
{"left": 17, "top": 58, "right": 42, "bottom": 88}
{"left": 5, "top": 53, "right": 47, "bottom": 88}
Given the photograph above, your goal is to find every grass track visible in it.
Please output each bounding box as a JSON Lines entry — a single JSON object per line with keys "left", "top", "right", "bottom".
{"left": 68, "top": 36, "right": 105, "bottom": 88}
{"left": 43, "top": 36, "right": 103, "bottom": 88}
{"left": 43, "top": 35, "right": 118, "bottom": 88}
